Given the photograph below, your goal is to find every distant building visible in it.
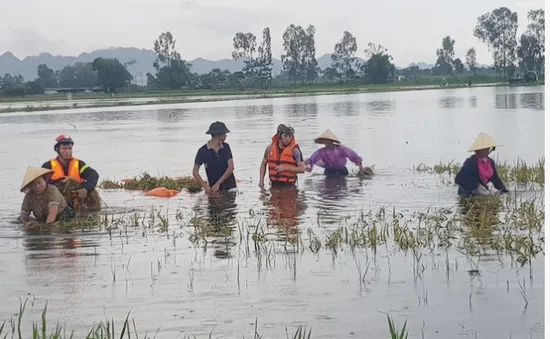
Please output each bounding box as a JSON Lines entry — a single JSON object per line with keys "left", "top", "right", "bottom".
{"left": 131, "top": 72, "right": 147, "bottom": 87}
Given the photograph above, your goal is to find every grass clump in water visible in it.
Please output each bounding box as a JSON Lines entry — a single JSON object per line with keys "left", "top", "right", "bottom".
{"left": 100, "top": 172, "right": 203, "bottom": 193}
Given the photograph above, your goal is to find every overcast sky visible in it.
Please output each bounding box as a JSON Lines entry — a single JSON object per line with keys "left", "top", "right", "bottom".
{"left": 0, "top": 0, "right": 543, "bottom": 67}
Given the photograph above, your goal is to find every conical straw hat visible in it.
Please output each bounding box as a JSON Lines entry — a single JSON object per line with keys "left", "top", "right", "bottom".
{"left": 468, "top": 133, "right": 501, "bottom": 152}
{"left": 314, "top": 129, "right": 341, "bottom": 144}
{"left": 20, "top": 167, "right": 53, "bottom": 192}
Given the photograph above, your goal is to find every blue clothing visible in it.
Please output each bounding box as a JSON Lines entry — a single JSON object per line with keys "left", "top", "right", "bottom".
{"left": 194, "top": 142, "right": 237, "bottom": 191}
{"left": 454, "top": 155, "right": 508, "bottom": 197}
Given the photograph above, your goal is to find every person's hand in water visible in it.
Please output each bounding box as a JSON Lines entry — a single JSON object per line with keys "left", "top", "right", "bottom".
{"left": 305, "top": 167, "right": 312, "bottom": 173}
{"left": 211, "top": 182, "right": 220, "bottom": 192}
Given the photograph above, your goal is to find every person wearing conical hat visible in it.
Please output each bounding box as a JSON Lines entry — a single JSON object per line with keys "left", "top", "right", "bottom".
{"left": 18, "top": 167, "right": 76, "bottom": 225}
{"left": 454, "top": 133, "right": 509, "bottom": 197}
{"left": 305, "top": 129, "right": 365, "bottom": 177}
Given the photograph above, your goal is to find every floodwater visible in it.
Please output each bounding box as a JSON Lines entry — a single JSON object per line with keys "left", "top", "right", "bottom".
{"left": 0, "top": 86, "right": 545, "bottom": 338}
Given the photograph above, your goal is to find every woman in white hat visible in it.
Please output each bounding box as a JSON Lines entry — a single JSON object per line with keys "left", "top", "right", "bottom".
{"left": 454, "top": 133, "right": 509, "bottom": 197}
{"left": 18, "top": 167, "right": 75, "bottom": 225}
{"left": 305, "top": 129, "right": 365, "bottom": 177}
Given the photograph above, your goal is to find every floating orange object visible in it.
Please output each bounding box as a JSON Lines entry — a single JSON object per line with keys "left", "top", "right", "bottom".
{"left": 144, "top": 187, "right": 180, "bottom": 198}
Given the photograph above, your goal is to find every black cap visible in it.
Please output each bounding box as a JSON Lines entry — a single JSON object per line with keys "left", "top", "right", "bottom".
{"left": 206, "top": 121, "right": 230, "bottom": 135}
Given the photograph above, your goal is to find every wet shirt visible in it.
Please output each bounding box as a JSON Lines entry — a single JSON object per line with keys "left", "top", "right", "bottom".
{"left": 305, "top": 145, "right": 362, "bottom": 170}
{"left": 194, "top": 142, "right": 237, "bottom": 190}
{"left": 21, "top": 184, "right": 67, "bottom": 222}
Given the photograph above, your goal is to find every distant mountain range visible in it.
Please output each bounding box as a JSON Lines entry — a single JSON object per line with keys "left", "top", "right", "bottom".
{"left": 0, "top": 47, "right": 440, "bottom": 81}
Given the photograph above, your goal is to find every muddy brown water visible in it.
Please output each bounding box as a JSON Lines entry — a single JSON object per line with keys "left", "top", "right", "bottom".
{"left": 0, "top": 86, "right": 544, "bottom": 338}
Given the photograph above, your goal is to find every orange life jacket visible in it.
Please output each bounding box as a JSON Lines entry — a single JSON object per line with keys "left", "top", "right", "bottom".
{"left": 50, "top": 157, "right": 84, "bottom": 183}
{"left": 267, "top": 135, "right": 299, "bottom": 184}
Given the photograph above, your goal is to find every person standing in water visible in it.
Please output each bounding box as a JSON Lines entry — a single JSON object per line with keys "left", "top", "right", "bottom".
{"left": 193, "top": 121, "right": 237, "bottom": 194}
{"left": 454, "top": 132, "right": 509, "bottom": 197}
{"left": 259, "top": 124, "right": 305, "bottom": 188}
{"left": 305, "top": 129, "right": 365, "bottom": 177}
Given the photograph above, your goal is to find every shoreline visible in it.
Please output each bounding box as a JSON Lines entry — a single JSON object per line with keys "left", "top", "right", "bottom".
{"left": 0, "top": 82, "right": 540, "bottom": 114}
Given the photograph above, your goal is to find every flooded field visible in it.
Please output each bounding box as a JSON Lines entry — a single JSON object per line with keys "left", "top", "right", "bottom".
{"left": 0, "top": 85, "right": 545, "bottom": 338}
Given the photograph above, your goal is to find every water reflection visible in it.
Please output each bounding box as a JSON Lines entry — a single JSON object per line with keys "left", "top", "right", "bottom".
{"left": 284, "top": 102, "right": 318, "bottom": 118}
{"left": 366, "top": 100, "right": 395, "bottom": 113}
{"left": 495, "top": 92, "right": 544, "bottom": 110}
{"left": 155, "top": 109, "right": 189, "bottom": 123}
{"left": 469, "top": 96, "right": 477, "bottom": 108}
{"left": 192, "top": 192, "right": 238, "bottom": 259}
{"left": 438, "top": 96, "right": 464, "bottom": 109}
{"left": 332, "top": 101, "right": 359, "bottom": 116}
{"left": 262, "top": 186, "right": 308, "bottom": 230}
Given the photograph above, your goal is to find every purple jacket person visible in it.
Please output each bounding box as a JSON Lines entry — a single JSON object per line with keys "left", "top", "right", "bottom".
{"left": 305, "top": 129, "right": 365, "bottom": 177}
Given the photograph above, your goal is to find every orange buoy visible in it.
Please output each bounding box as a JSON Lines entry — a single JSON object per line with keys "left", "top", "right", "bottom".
{"left": 144, "top": 187, "right": 180, "bottom": 198}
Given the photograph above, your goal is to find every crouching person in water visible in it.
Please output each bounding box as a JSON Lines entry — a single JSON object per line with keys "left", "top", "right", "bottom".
{"left": 42, "top": 134, "right": 101, "bottom": 212}
{"left": 18, "top": 167, "right": 75, "bottom": 225}
{"left": 455, "top": 132, "right": 510, "bottom": 198}
{"left": 305, "top": 129, "right": 365, "bottom": 177}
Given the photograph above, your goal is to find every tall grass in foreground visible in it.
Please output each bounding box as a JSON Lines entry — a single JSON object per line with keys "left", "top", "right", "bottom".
{"left": 1, "top": 299, "right": 411, "bottom": 339}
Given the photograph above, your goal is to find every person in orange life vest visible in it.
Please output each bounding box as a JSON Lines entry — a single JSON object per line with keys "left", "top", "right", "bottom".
{"left": 259, "top": 124, "right": 306, "bottom": 188}
{"left": 41, "top": 135, "right": 99, "bottom": 200}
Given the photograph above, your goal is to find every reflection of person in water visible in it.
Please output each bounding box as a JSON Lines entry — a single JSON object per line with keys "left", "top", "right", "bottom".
{"left": 192, "top": 191, "right": 238, "bottom": 259}
{"left": 265, "top": 186, "right": 307, "bottom": 228}
{"left": 205, "top": 192, "right": 238, "bottom": 229}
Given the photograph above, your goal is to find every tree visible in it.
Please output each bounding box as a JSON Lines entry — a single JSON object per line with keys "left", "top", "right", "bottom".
{"left": 281, "top": 24, "right": 317, "bottom": 84}
{"left": 57, "top": 62, "right": 97, "bottom": 88}
{"left": 302, "top": 25, "right": 318, "bottom": 83}
{"left": 257, "top": 27, "right": 273, "bottom": 87}
{"left": 434, "top": 36, "right": 455, "bottom": 75}
{"left": 152, "top": 31, "right": 192, "bottom": 89}
{"left": 452, "top": 58, "right": 465, "bottom": 74}
{"left": 474, "top": 7, "right": 519, "bottom": 80}
{"left": 232, "top": 27, "right": 273, "bottom": 87}
{"left": 517, "top": 9, "right": 545, "bottom": 74}
{"left": 92, "top": 57, "right": 133, "bottom": 93}
{"left": 466, "top": 47, "right": 477, "bottom": 74}
{"left": 362, "top": 43, "right": 395, "bottom": 84}
{"left": 232, "top": 32, "right": 258, "bottom": 81}
{"left": 36, "top": 64, "right": 58, "bottom": 88}
{"left": 153, "top": 32, "right": 180, "bottom": 71}
{"left": 331, "top": 31, "right": 358, "bottom": 81}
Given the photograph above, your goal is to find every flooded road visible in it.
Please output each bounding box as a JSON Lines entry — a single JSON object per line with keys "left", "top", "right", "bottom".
{"left": 0, "top": 86, "right": 545, "bottom": 338}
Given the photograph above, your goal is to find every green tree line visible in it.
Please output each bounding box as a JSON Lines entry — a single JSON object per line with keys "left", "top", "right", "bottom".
{"left": 0, "top": 6, "right": 543, "bottom": 96}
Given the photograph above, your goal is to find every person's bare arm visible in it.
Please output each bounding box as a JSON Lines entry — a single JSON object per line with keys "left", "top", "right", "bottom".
{"left": 46, "top": 204, "right": 60, "bottom": 224}
{"left": 259, "top": 146, "right": 270, "bottom": 187}
{"left": 214, "top": 159, "right": 235, "bottom": 190}
{"left": 192, "top": 164, "right": 210, "bottom": 192}
{"left": 18, "top": 212, "right": 30, "bottom": 224}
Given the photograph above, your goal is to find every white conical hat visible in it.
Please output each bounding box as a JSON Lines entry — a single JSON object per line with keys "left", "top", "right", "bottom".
{"left": 20, "top": 167, "right": 53, "bottom": 192}
{"left": 468, "top": 132, "right": 501, "bottom": 152}
{"left": 314, "top": 129, "right": 341, "bottom": 144}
